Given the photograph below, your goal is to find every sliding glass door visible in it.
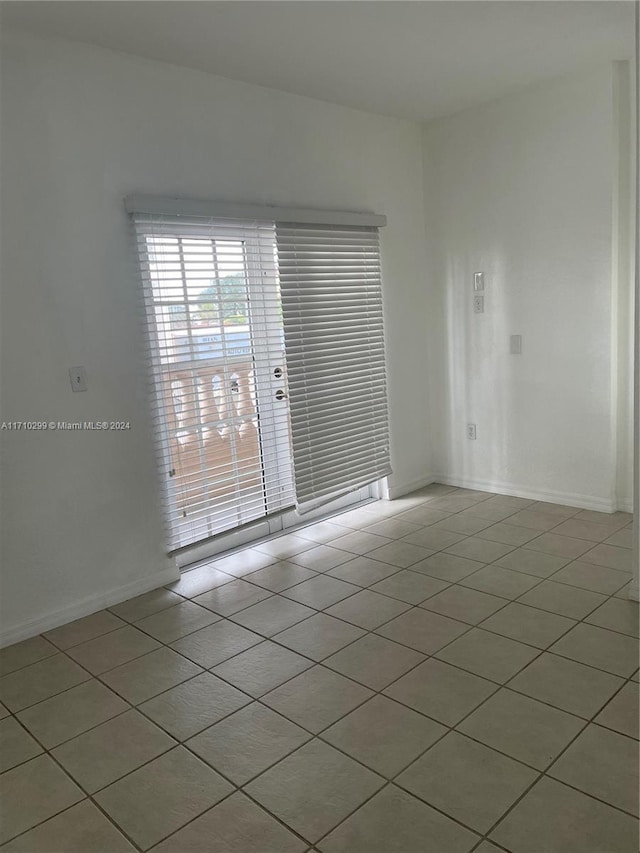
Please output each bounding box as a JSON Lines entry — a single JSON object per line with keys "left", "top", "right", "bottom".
{"left": 137, "top": 219, "right": 295, "bottom": 551}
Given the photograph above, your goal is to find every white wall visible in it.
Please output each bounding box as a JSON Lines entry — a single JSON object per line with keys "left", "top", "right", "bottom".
{"left": 422, "top": 63, "right": 634, "bottom": 510}
{"left": 0, "top": 32, "right": 432, "bottom": 644}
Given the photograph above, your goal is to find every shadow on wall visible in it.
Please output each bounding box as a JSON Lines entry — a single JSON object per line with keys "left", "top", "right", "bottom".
{"left": 443, "top": 249, "right": 510, "bottom": 487}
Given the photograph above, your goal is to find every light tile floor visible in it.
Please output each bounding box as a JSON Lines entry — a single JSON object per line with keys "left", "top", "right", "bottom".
{"left": 0, "top": 484, "right": 638, "bottom": 852}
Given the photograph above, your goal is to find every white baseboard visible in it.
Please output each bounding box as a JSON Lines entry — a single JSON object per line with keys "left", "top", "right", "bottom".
{"left": 423, "top": 473, "right": 621, "bottom": 514}
{"left": 387, "top": 474, "right": 437, "bottom": 500}
{"left": 0, "top": 565, "right": 180, "bottom": 649}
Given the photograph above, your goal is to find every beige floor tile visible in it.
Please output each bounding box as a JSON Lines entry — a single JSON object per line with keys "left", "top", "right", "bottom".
{"left": 95, "top": 747, "right": 233, "bottom": 850}
{"left": 0, "top": 654, "right": 91, "bottom": 712}
{"left": 436, "top": 628, "right": 539, "bottom": 684}
{"left": 321, "top": 695, "right": 446, "bottom": 778}
{"left": 0, "top": 754, "right": 84, "bottom": 844}
{"left": 289, "top": 545, "right": 354, "bottom": 572}
{"left": 508, "top": 652, "right": 624, "bottom": 718}
{"left": 171, "top": 620, "right": 263, "bottom": 668}
{"left": 503, "top": 510, "right": 563, "bottom": 531}
{"left": 242, "top": 562, "right": 317, "bottom": 593}
{"left": 432, "top": 515, "right": 494, "bottom": 535}
{"left": 475, "top": 523, "right": 539, "bottom": 547}
{"left": 212, "top": 549, "right": 278, "bottom": 577}
{"left": 361, "top": 518, "right": 422, "bottom": 539}
{"left": 586, "top": 597, "right": 639, "bottom": 638}
{"left": 327, "top": 556, "right": 401, "bottom": 586}
{"left": 615, "top": 581, "right": 634, "bottom": 599}
{"left": 334, "top": 505, "right": 394, "bottom": 529}
{"left": 458, "top": 688, "right": 585, "bottom": 770}
{"left": 516, "top": 580, "right": 606, "bottom": 619}
{"left": 187, "top": 702, "right": 310, "bottom": 784}
{"left": 16, "top": 679, "right": 129, "bottom": 748}
{"left": 490, "top": 776, "right": 638, "bottom": 853}
{"left": 459, "top": 505, "right": 520, "bottom": 524}
{"left": 324, "top": 633, "right": 425, "bottom": 691}
{"left": 325, "top": 589, "right": 411, "bottom": 630}
{"left": 44, "top": 611, "right": 126, "bottom": 650}
{"left": 193, "top": 578, "right": 272, "bottom": 614}
{"left": 212, "top": 640, "right": 313, "bottom": 697}
{"left": 0, "top": 716, "right": 42, "bottom": 771}
{"left": 296, "top": 520, "right": 351, "bottom": 544}
{"left": 552, "top": 560, "right": 631, "bottom": 594}
{"left": 134, "top": 601, "right": 219, "bottom": 643}
{"left": 365, "top": 541, "right": 434, "bottom": 568}
{"left": 480, "top": 602, "right": 576, "bottom": 648}
{"left": 230, "top": 596, "right": 316, "bottom": 637}
{"left": 262, "top": 665, "right": 372, "bottom": 733}
{"left": 0, "top": 701, "right": 9, "bottom": 719}
{"left": 445, "top": 537, "right": 515, "bottom": 564}
{"left": 244, "top": 739, "right": 384, "bottom": 844}
{"left": 330, "top": 530, "right": 392, "bottom": 555}
{"left": 376, "top": 607, "right": 468, "bottom": 655}
{"left": 548, "top": 723, "right": 638, "bottom": 815}
{"left": 149, "top": 792, "right": 306, "bottom": 853}
{"left": 394, "top": 505, "right": 452, "bottom": 526}
{"left": 384, "top": 658, "right": 497, "bottom": 726}
{"left": 254, "top": 533, "right": 317, "bottom": 560}
{"left": 603, "top": 527, "right": 633, "bottom": 549}
{"left": 472, "top": 843, "right": 504, "bottom": 853}
{"left": 528, "top": 501, "right": 580, "bottom": 517}
{"left": 369, "top": 570, "right": 448, "bottom": 605}
{"left": 549, "top": 519, "right": 614, "bottom": 542}
{"left": 595, "top": 683, "right": 639, "bottom": 739}
{"left": 100, "top": 647, "right": 203, "bottom": 705}
{"left": 0, "top": 635, "right": 58, "bottom": 677}
{"left": 494, "top": 547, "right": 570, "bottom": 578}
{"left": 410, "top": 552, "right": 486, "bottom": 582}
{"left": 0, "top": 800, "right": 136, "bottom": 852}
{"left": 549, "top": 623, "right": 638, "bottom": 678}
{"left": 318, "top": 784, "right": 479, "bottom": 853}
{"left": 139, "top": 672, "right": 250, "bottom": 741}
{"left": 400, "top": 527, "right": 467, "bottom": 550}
{"left": 110, "top": 588, "right": 185, "bottom": 623}
{"left": 397, "top": 732, "right": 536, "bottom": 833}
{"left": 273, "top": 613, "right": 365, "bottom": 662}
{"left": 429, "top": 496, "right": 489, "bottom": 513}
{"left": 420, "top": 585, "right": 507, "bottom": 625}
{"left": 283, "top": 575, "right": 360, "bottom": 609}
{"left": 167, "top": 565, "right": 235, "bottom": 598}
{"left": 52, "top": 708, "right": 176, "bottom": 793}
{"left": 579, "top": 543, "right": 633, "bottom": 572}
{"left": 66, "top": 626, "right": 160, "bottom": 675}
{"left": 524, "top": 532, "right": 592, "bottom": 559}
{"left": 459, "top": 565, "right": 540, "bottom": 600}
{"left": 573, "top": 509, "right": 631, "bottom": 528}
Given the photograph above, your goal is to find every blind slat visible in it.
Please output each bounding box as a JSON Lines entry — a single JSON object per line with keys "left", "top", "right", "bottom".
{"left": 277, "top": 222, "right": 391, "bottom": 510}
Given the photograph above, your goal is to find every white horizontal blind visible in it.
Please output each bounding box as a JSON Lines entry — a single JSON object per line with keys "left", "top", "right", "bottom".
{"left": 276, "top": 223, "right": 392, "bottom": 509}
{"left": 131, "top": 213, "right": 295, "bottom": 551}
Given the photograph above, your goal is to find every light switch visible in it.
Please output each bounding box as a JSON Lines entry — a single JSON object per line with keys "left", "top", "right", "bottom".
{"left": 69, "top": 366, "right": 87, "bottom": 392}
{"left": 510, "top": 335, "right": 522, "bottom": 355}
{"left": 473, "top": 272, "right": 484, "bottom": 291}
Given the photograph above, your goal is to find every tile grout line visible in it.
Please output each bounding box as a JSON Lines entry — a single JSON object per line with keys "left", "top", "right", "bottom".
{"left": 0, "top": 486, "right": 635, "bottom": 850}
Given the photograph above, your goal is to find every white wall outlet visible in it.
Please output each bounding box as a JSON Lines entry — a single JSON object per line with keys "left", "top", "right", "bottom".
{"left": 69, "top": 366, "right": 87, "bottom": 392}
{"left": 473, "top": 272, "right": 484, "bottom": 291}
{"left": 473, "top": 295, "right": 484, "bottom": 314}
{"left": 466, "top": 423, "right": 477, "bottom": 440}
{"left": 510, "top": 335, "right": 522, "bottom": 354}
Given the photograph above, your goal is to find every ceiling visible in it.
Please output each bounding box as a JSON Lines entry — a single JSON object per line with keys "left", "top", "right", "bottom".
{"left": 1, "top": 1, "right": 634, "bottom": 121}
